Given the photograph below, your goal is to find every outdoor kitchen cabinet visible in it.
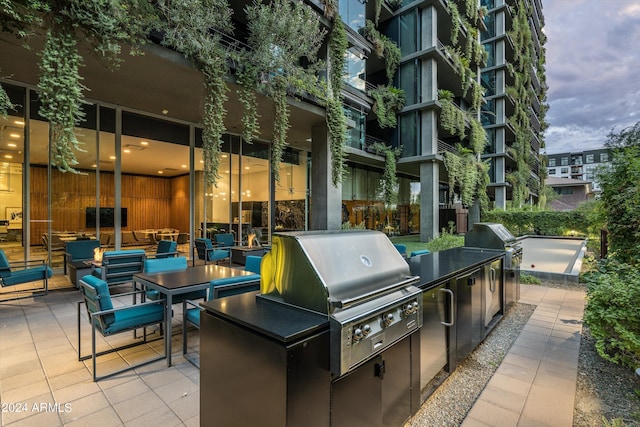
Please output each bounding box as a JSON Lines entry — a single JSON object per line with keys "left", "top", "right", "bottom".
{"left": 408, "top": 248, "right": 505, "bottom": 398}
{"left": 200, "top": 292, "right": 331, "bottom": 427}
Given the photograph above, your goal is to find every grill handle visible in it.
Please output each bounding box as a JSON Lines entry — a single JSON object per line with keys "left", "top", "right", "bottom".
{"left": 329, "top": 276, "right": 419, "bottom": 310}
{"left": 440, "top": 288, "right": 455, "bottom": 327}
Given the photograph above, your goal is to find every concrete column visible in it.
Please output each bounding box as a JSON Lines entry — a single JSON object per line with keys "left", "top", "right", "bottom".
{"left": 420, "top": 160, "right": 439, "bottom": 241}
{"left": 421, "top": 109, "right": 438, "bottom": 156}
{"left": 310, "top": 125, "right": 342, "bottom": 230}
{"left": 495, "top": 185, "right": 507, "bottom": 209}
{"left": 422, "top": 6, "right": 437, "bottom": 49}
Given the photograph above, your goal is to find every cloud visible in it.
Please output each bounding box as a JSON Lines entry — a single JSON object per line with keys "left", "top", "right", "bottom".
{"left": 543, "top": 0, "right": 640, "bottom": 153}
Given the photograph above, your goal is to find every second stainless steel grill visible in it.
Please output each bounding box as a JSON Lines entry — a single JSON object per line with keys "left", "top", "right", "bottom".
{"left": 259, "top": 230, "right": 422, "bottom": 376}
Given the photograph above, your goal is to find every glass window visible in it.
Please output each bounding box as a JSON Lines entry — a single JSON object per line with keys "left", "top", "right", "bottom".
{"left": 344, "top": 105, "right": 365, "bottom": 150}
{"left": 399, "top": 61, "right": 419, "bottom": 105}
{"left": 484, "top": 42, "right": 495, "bottom": 67}
{"left": 548, "top": 158, "right": 556, "bottom": 167}
{"left": 560, "top": 157, "right": 569, "bottom": 166}
{"left": 560, "top": 167, "right": 569, "bottom": 174}
{"left": 481, "top": 70, "right": 496, "bottom": 96}
{"left": 399, "top": 112, "right": 419, "bottom": 157}
{"left": 485, "top": 128, "right": 496, "bottom": 154}
{"left": 548, "top": 168, "right": 556, "bottom": 175}
{"left": 345, "top": 47, "right": 366, "bottom": 92}
{"left": 399, "top": 10, "right": 418, "bottom": 56}
{"left": 339, "top": 0, "right": 365, "bottom": 32}
{"left": 600, "top": 152, "right": 608, "bottom": 162}
{"left": 481, "top": 99, "right": 495, "bottom": 126}
{"left": 482, "top": 13, "right": 495, "bottom": 40}
{"left": 585, "top": 154, "right": 594, "bottom": 163}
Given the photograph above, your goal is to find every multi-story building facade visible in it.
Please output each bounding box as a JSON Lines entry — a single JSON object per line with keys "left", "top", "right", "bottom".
{"left": 546, "top": 148, "right": 611, "bottom": 193}
{"left": 479, "top": 0, "right": 547, "bottom": 210}
{"left": 0, "top": 0, "right": 546, "bottom": 271}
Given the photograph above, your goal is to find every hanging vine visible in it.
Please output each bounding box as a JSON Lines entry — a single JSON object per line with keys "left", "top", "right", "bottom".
{"left": 236, "top": 66, "right": 261, "bottom": 145}
{"left": 327, "top": 15, "right": 348, "bottom": 185}
{"left": 38, "top": 29, "right": 86, "bottom": 172}
{"left": 371, "top": 142, "right": 401, "bottom": 206}
{"left": 438, "top": 89, "right": 466, "bottom": 139}
{"left": 0, "top": 78, "right": 14, "bottom": 118}
{"left": 361, "top": 20, "right": 401, "bottom": 84}
{"left": 370, "top": 86, "right": 405, "bottom": 129}
{"left": 159, "top": 0, "right": 233, "bottom": 185}
{"left": 244, "top": 0, "right": 326, "bottom": 182}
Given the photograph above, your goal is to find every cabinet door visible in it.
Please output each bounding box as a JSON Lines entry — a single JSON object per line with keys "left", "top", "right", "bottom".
{"left": 454, "top": 269, "right": 482, "bottom": 366}
{"left": 331, "top": 356, "right": 382, "bottom": 427}
{"left": 420, "top": 284, "right": 449, "bottom": 390}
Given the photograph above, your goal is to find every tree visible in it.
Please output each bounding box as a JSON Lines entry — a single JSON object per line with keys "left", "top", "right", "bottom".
{"left": 597, "top": 122, "right": 640, "bottom": 264}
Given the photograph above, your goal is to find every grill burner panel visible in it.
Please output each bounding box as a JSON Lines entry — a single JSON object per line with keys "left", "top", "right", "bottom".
{"left": 259, "top": 230, "right": 422, "bottom": 376}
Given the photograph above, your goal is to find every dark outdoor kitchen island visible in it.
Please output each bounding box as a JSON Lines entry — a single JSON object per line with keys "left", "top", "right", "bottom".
{"left": 408, "top": 246, "right": 510, "bottom": 399}
{"left": 200, "top": 230, "right": 424, "bottom": 427}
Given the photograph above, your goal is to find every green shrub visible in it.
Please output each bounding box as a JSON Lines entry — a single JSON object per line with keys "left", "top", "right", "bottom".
{"left": 520, "top": 273, "right": 540, "bottom": 284}
{"left": 583, "top": 258, "right": 640, "bottom": 368}
{"left": 424, "top": 229, "right": 464, "bottom": 253}
{"left": 482, "top": 209, "right": 589, "bottom": 237}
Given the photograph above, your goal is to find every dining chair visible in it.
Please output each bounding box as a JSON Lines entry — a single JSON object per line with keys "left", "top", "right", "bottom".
{"left": 193, "top": 238, "right": 230, "bottom": 266}
{"left": 0, "top": 249, "right": 53, "bottom": 301}
{"left": 154, "top": 240, "right": 178, "bottom": 259}
{"left": 91, "top": 249, "right": 146, "bottom": 287}
{"left": 182, "top": 256, "right": 262, "bottom": 364}
{"left": 77, "top": 275, "right": 166, "bottom": 381}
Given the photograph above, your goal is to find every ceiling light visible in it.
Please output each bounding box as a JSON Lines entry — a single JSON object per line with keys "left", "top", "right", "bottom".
{"left": 140, "top": 141, "right": 149, "bottom": 146}
{"left": 245, "top": 166, "right": 250, "bottom": 170}
{"left": 162, "top": 109, "right": 169, "bottom": 115}
{"left": 158, "top": 170, "right": 164, "bottom": 174}
{"left": 14, "top": 120, "right": 25, "bottom": 126}
{"left": 181, "top": 164, "right": 187, "bottom": 168}
{"left": 91, "top": 164, "right": 97, "bottom": 168}
{"left": 4, "top": 155, "right": 12, "bottom": 159}
{"left": 222, "top": 154, "right": 228, "bottom": 158}
{"left": 7, "top": 143, "right": 16, "bottom": 148}
{"left": 123, "top": 149, "right": 131, "bottom": 153}
{"left": 109, "top": 155, "right": 116, "bottom": 160}
{"left": 9, "top": 133, "right": 20, "bottom": 138}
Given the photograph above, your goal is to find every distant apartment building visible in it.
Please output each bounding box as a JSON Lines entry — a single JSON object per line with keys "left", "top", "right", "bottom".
{"left": 546, "top": 148, "right": 611, "bottom": 192}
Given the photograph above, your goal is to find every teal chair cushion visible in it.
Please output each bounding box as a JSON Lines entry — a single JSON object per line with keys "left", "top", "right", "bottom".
{"left": 81, "top": 275, "right": 115, "bottom": 327}
{"left": 245, "top": 256, "right": 262, "bottom": 274}
{"left": 156, "top": 240, "right": 178, "bottom": 258}
{"left": 409, "top": 249, "right": 430, "bottom": 257}
{"left": 185, "top": 307, "right": 201, "bottom": 328}
{"left": 144, "top": 257, "right": 187, "bottom": 274}
{"left": 214, "top": 233, "right": 234, "bottom": 248}
{"left": 105, "top": 304, "right": 164, "bottom": 335}
{"left": 2, "top": 266, "right": 53, "bottom": 286}
{"left": 209, "top": 274, "right": 260, "bottom": 298}
{"left": 66, "top": 240, "right": 100, "bottom": 261}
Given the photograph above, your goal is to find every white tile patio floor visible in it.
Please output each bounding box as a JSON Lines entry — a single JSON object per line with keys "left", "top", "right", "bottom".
{"left": 1, "top": 276, "right": 586, "bottom": 427}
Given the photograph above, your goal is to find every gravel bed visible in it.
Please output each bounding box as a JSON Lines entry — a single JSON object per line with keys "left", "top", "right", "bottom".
{"left": 406, "top": 302, "right": 536, "bottom": 427}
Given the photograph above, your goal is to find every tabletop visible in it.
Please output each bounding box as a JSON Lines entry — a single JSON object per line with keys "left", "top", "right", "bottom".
{"left": 134, "top": 264, "right": 256, "bottom": 291}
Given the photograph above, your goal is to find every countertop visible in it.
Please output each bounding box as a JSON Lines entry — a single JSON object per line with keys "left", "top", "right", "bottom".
{"left": 408, "top": 247, "right": 505, "bottom": 288}
{"left": 200, "top": 291, "right": 329, "bottom": 344}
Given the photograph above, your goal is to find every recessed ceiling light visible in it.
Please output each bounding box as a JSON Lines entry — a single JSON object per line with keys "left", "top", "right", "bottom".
{"left": 7, "top": 143, "right": 16, "bottom": 148}
{"left": 91, "top": 164, "right": 97, "bottom": 168}
{"left": 158, "top": 170, "right": 164, "bottom": 174}
{"left": 4, "top": 155, "right": 12, "bottom": 159}
{"left": 162, "top": 109, "right": 169, "bottom": 115}
{"left": 140, "top": 141, "right": 149, "bottom": 145}
{"left": 245, "top": 166, "right": 250, "bottom": 170}
{"left": 109, "top": 155, "right": 116, "bottom": 160}
{"left": 181, "top": 165, "right": 187, "bottom": 168}
{"left": 200, "top": 160, "right": 204, "bottom": 164}
{"left": 221, "top": 154, "right": 228, "bottom": 158}
{"left": 9, "top": 133, "right": 20, "bottom": 138}
{"left": 123, "top": 149, "right": 131, "bottom": 153}
{"left": 14, "top": 120, "right": 25, "bottom": 126}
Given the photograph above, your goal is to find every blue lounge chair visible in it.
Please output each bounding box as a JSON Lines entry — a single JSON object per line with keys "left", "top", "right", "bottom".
{"left": 77, "top": 275, "right": 165, "bottom": 381}
{"left": 193, "top": 238, "right": 230, "bottom": 266}
{"left": 91, "top": 250, "right": 146, "bottom": 287}
{"left": 0, "top": 249, "right": 53, "bottom": 301}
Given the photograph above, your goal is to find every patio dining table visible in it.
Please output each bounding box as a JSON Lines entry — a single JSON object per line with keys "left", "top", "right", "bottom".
{"left": 133, "top": 264, "right": 257, "bottom": 366}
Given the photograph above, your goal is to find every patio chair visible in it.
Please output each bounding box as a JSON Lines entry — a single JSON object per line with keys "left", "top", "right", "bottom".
{"left": 193, "top": 238, "right": 230, "bottom": 266}
{"left": 143, "top": 256, "right": 206, "bottom": 303}
{"left": 64, "top": 239, "right": 100, "bottom": 275}
{"left": 182, "top": 256, "right": 262, "bottom": 362}
{"left": 77, "top": 275, "right": 166, "bottom": 381}
{"left": 409, "top": 249, "right": 430, "bottom": 257}
{"left": 393, "top": 243, "right": 407, "bottom": 258}
{"left": 213, "top": 233, "right": 235, "bottom": 250}
{"left": 0, "top": 249, "right": 53, "bottom": 301}
{"left": 91, "top": 250, "right": 146, "bottom": 287}
{"left": 153, "top": 240, "right": 178, "bottom": 259}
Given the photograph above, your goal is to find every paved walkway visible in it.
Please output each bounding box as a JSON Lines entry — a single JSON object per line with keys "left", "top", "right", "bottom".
{"left": 462, "top": 284, "right": 586, "bottom": 427}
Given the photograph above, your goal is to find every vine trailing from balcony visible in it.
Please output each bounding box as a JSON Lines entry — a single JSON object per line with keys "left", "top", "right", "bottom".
{"left": 3, "top": 0, "right": 158, "bottom": 173}
{"left": 38, "top": 29, "right": 86, "bottom": 173}
{"left": 371, "top": 142, "right": 401, "bottom": 207}
{"left": 159, "top": 0, "right": 233, "bottom": 185}
{"left": 361, "top": 20, "right": 400, "bottom": 84}
{"left": 236, "top": 65, "right": 261, "bottom": 145}
{"left": 438, "top": 89, "right": 466, "bottom": 139}
{"left": 505, "top": 0, "right": 536, "bottom": 207}
{"left": 442, "top": 146, "right": 489, "bottom": 210}
{"left": 327, "top": 15, "right": 349, "bottom": 185}
{"left": 244, "top": 0, "right": 326, "bottom": 182}
{"left": 0, "top": 80, "right": 12, "bottom": 117}
{"left": 370, "top": 86, "right": 405, "bottom": 129}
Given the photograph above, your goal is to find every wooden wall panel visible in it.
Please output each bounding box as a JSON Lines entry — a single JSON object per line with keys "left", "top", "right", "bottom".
{"left": 30, "top": 166, "right": 189, "bottom": 246}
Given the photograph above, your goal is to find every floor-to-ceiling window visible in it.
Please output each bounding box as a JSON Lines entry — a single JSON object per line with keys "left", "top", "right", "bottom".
{"left": 275, "top": 148, "right": 307, "bottom": 232}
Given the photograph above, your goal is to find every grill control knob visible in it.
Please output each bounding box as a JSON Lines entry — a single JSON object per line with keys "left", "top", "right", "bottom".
{"left": 353, "top": 328, "right": 364, "bottom": 342}
{"left": 403, "top": 302, "right": 416, "bottom": 316}
{"left": 382, "top": 313, "right": 394, "bottom": 327}
{"left": 362, "top": 324, "right": 371, "bottom": 336}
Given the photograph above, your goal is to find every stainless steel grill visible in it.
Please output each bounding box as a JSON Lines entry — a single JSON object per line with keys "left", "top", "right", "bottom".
{"left": 465, "top": 222, "right": 522, "bottom": 305}
{"left": 259, "top": 230, "right": 422, "bottom": 376}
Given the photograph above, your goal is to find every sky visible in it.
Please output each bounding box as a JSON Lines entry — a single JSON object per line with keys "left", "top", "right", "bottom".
{"left": 542, "top": 0, "right": 640, "bottom": 154}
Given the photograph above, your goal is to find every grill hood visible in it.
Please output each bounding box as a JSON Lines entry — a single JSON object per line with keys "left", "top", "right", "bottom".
{"left": 260, "top": 230, "right": 416, "bottom": 314}
{"left": 465, "top": 222, "right": 517, "bottom": 249}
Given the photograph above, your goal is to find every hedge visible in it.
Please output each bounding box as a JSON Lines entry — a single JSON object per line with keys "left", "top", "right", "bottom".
{"left": 481, "top": 210, "right": 589, "bottom": 237}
